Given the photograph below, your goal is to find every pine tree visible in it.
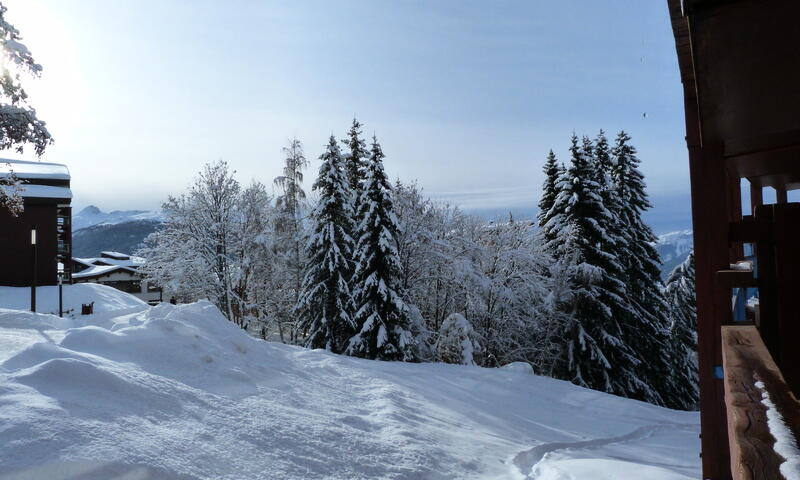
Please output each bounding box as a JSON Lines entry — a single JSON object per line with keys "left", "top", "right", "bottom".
{"left": 592, "top": 130, "right": 614, "bottom": 178}
{"left": 545, "top": 134, "right": 648, "bottom": 399}
{"left": 664, "top": 252, "right": 699, "bottom": 410}
{"left": 592, "top": 130, "right": 624, "bottom": 220}
{"left": 591, "top": 130, "right": 629, "bottom": 285}
{"left": 537, "top": 150, "right": 560, "bottom": 244}
{"left": 346, "top": 136, "right": 416, "bottom": 361}
{"left": 295, "top": 136, "right": 356, "bottom": 353}
{"left": 342, "top": 117, "right": 368, "bottom": 206}
{"left": 611, "top": 130, "right": 673, "bottom": 405}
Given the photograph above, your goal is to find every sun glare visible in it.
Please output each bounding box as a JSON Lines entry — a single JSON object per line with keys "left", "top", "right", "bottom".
{"left": 2, "top": 0, "right": 86, "bottom": 160}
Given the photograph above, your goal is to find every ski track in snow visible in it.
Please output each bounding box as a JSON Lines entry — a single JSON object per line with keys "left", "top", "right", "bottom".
{"left": 513, "top": 422, "right": 697, "bottom": 479}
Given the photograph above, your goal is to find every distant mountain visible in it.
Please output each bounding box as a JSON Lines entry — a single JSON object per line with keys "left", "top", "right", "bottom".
{"left": 461, "top": 191, "right": 692, "bottom": 235}
{"left": 72, "top": 219, "right": 161, "bottom": 258}
{"left": 654, "top": 229, "right": 693, "bottom": 279}
{"left": 73, "top": 205, "right": 163, "bottom": 231}
{"left": 69, "top": 203, "right": 694, "bottom": 279}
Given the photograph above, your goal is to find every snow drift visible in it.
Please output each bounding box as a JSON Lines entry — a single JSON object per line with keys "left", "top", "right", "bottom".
{"left": 0, "top": 293, "right": 700, "bottom": 479}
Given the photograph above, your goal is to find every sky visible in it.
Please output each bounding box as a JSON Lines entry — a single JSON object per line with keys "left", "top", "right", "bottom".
{"left": 3, "top": 0, "right": 694, "bottom": 230}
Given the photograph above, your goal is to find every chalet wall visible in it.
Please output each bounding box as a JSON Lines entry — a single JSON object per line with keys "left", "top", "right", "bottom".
{"left": 0, "top": 205, "right": 60, "bottom": 286}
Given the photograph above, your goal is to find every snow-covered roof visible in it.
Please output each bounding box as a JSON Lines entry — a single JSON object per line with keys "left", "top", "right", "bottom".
{"left": 73, "top": 253, "right": 146, "bottom": 269}
{"left": 1, "top": 184, "right": 72, "bottom": 200}
{"left": 72, "top": 257, "right": 95, "bottom": 268}
{"left": 101, "top": 251, "right": 130, "bottom": 260}
{"left": 71, "top": 264, "right": 139, "bottom": 279}
{"left": 0, "top": 159, "right": 70, "bottom": 180}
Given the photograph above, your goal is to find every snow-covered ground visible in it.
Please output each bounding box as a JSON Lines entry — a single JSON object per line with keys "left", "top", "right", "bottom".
{"left": 0, "top": 285, "right": 700, "bottom": 480}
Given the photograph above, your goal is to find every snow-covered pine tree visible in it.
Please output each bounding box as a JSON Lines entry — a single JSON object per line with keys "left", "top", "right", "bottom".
{"left": 342, "top": 118, "right": 368, "bottom": 208}
{"left": 663, "top": 252, "right": 699, "bottom": 410}
{"left": 592, "top": 130, "right": 614, "bottom": 177}
{"left": 611, "top": 130, "right": 673, "bottom": 406}
{"left": 591, "top": 131, "right": 625, "bottom": 221}
{"left": 295, "top": 136, "right": 356, "bottom": 353}
{"left": 435, "top": 313, "right": 480, "bottom": 365}
{"left": 346, "top": 136, "right": 416, "bottom": 361}
{"left": 545, "top": 134, "right": 649, "bottom": 400}
{"left": 537, "top": 150, "right": 560, "bottom": 244}
{"left": 273, "top": 137, "right": 309, "bottom": 342}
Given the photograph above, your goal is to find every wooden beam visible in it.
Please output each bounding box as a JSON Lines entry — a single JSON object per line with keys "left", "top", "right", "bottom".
{"left": 725, "top": 128, "right": 800, "bottom": 159}
{"left": 729, "top": 218, "right": 773, "bottom": 244}
{"left": 722, "top": 325, "right": 800, "bottom": 480}
{"left": 683, "top": 0, "right": 739, "bottom": 15}
{"left": 717, "top": 269, "right": 757, "bottom": 289}
{"left": 728, "top": 147, "right": 800, "bottom": 191}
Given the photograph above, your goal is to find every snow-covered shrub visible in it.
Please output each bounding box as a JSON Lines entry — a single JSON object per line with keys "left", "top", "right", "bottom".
{"left": 435, "top": 313, "right": 480, "bottom": 366}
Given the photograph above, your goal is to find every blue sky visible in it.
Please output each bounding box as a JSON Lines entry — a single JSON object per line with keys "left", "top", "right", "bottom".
{"left": 5, "top": 0, "right": 693, "bottom": 228}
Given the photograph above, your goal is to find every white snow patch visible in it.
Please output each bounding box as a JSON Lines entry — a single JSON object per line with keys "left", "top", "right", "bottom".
{"left": 502, "top": 362, "right": 534, "bottom": 374}
{"left": 755, "top": 380, "right": 800, "bottom": 480}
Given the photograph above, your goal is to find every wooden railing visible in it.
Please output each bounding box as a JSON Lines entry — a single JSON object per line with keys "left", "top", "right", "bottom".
{"left": 729, "top": 203, "right": 800, "bottom": 393}
{"left": 722, "top": 202, "right": 800, "bottom": 479}
{"left": 722, "top": 326, "right": 800, "bottom": 480}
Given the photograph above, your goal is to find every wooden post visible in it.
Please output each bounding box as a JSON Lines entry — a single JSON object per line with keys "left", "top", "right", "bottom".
{"left": 690, "top": 142, "right": 733, "bottom": 479}
{"left": 729, "top": 173, "right": 744, "bottom": 262}
{"left": 30, "top": 226, "right": 37, "bottom": 313}
{"left": 772, "top": 204, "right": 800, "bottom": 393}
{"left": 749, "top": 182, "right": 763, "bottom": 216}
{"left": 776, "top": 186, "right": 788, "bottom": 204}
{"left": 754, "top": 205, "right": 779, "bottom": 362}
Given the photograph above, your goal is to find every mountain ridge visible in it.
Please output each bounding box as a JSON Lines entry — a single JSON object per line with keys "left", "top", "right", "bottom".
{"left": 73, "top": 205, "right": 163, "bottom": 231}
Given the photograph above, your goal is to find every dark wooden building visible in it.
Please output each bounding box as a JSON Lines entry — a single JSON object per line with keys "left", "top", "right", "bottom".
{"left": 668, "top": 0, "right": 800, "bottom": 478}
{"left": 0, "top": 159, "right": 72, "bottom": 287}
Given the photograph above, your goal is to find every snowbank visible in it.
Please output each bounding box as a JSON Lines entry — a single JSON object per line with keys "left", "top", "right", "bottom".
{"left": 0, "top": 283, "right": 147, "bottom": 316}
{"left": 0, "top": 298, "right": 700, "bottom": 480}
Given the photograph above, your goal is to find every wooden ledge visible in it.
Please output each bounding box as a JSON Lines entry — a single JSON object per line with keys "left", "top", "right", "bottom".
{"left": 722, "top": 326, "right": 800, "bottom": 479}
